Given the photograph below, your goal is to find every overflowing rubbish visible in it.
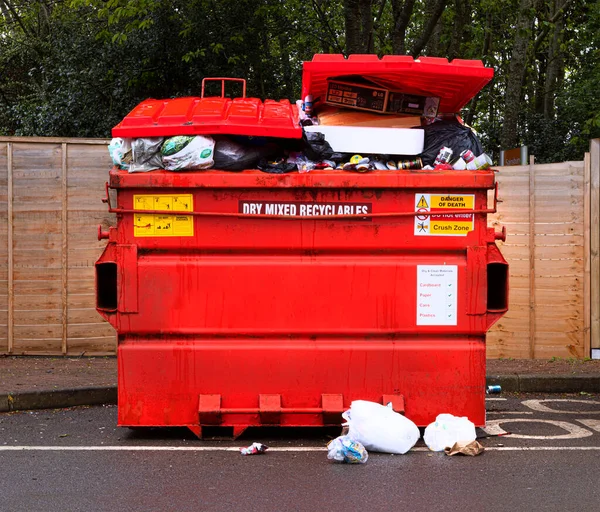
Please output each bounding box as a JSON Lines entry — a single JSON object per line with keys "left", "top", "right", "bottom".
{"left": 444, "top": 440, "right": 485, "bottom": 456}
{"left": 327, "top": 435, "right": 369, "bottom": 464}
{"left": 423, "top": 413, "right": 477, "bottom": 452}
{"left": 342, "top": 400, "right": 420, "bottom": 454}
{"left": 162, "top": 135, "right": 215, "bottom": 171}
{"left": 108, "top": 137, "right": 131, "bottom": 170}
{"left": 420, "top": 119, "right": 484, "bottom": 168}
{"left": 109, "top": 63, "right": 496, "bottom": 174}
{"left": 130, "top": 137, "right": 164, "bottom": 173}
{"left": 213, "top": 138, "right": 265, "bottom": 171}
{"left": 240, "top": 442, "right": 269, "bottom": 455}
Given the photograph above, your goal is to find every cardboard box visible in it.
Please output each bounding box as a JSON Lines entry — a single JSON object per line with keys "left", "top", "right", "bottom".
{"left": 386, "top": 92, "right": 440, "bottom": 118}
{"left": 325, "top": 76, "right": 440, "bottom": 117}
{"left": 325, "top": 77, "right": 390, "bottom": 114}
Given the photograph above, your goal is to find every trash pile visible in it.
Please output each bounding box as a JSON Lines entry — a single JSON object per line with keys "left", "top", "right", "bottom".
{"left": 326, "top": 400, "right": 484, "bottom": 464}
{"left": 109, "top": 74, "right": 494, "bottom": 174}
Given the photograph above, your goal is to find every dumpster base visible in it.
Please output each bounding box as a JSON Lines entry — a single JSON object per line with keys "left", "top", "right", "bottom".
{"left": 117, "top": 337, "right": 486, "bottom": 436}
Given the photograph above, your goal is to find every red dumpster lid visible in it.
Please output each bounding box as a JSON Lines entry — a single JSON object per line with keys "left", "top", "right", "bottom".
{"left": 112, "top": 97, "right": 302, "bottom": 139}
{"left": 302, "top": 55, "right": 494, "bottom": 114}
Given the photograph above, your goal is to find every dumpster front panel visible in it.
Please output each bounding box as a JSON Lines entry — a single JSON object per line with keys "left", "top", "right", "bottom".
{"left": 97, "top": 169, "right": 507, "bottom": 432}
{"left": 117, "top": 337, "right": 486, "bottom": 429}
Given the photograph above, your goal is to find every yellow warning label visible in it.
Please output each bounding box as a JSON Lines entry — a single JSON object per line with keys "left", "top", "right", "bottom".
{"left": 133, "top": 194, "right": 193, "bottom": 212}
{"left": 429, "top": 221, "right": 473, "bottom": 234}
{"left": 414, "top": 193, "right": 475, "bottom": 237}
{"left": 133, "top": 194, "right": 194, "bottom": 237}
{"left": 417, "top": 195, "right": 429, "bottom": 208}
{"left": 430, "top": 195, "right": 474, "bottom": 209}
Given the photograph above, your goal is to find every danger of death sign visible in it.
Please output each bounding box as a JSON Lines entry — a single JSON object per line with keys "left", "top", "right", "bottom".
{"left": 414, "top": 193, "right": 475, "bottom": 236}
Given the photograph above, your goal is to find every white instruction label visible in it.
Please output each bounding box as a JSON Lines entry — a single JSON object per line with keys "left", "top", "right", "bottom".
{"left": 417, "top": 265, "right": 458, "bottom": 325}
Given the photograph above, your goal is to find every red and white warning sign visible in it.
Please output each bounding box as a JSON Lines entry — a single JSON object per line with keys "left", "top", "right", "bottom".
{"left": 414, "top": 193, "right": 475, "bottom": 236}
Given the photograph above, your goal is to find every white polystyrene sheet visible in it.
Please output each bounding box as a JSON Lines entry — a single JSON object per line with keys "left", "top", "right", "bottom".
{"left": 303, "top": 125, "right": 424, "bottom": 155}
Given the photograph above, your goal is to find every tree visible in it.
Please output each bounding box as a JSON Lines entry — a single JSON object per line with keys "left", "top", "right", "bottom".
{"left": 0, "top": 0, "right": 597, "bottom": 164}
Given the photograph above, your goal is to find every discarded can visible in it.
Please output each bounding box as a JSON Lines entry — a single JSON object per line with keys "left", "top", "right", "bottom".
{"left": 386, "top": 161, "right": 397, "bottom": 170}
{"left": 460, "top": 149, "right": 475, "bottom": 163}
{"left": 356, "top": 163, "right": 371, "bottom": 172}
{"left": 486, "top": 385, "right": 502, "bottom": 394}
{"left": 240, "top": 442, "right": 269, "bottom": 455}
{"left": 303, "top": 95, "right": 313, "bottom": 116}
{"left": 434, "top": 147, "right": 453, "bottom": 166}
{"left": 397, "top": 157, "right": 423, "bottom": 170}
{"left": 452, "top": 158, "right": 467, "bottom": 170}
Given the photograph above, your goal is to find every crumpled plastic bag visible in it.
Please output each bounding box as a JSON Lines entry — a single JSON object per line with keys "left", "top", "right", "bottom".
{"left": 161, "top": 135, "right": 196, "bottom": 156}
{"left": 302, "top": 131, "right": 334, "bottom": 161}
{"left": 240, "top": 442, "right": 269, "bottom": 456}
{"left": 444, "top": 440, "right": 485, "bottom": 456}
{"left": 423, "top": 413, "right": 477, "bottom": 452}
{"left": 130, "top": 137, "right": 164, "bottom": 173}
{"left": 419, "top": 119, "right": 484, "bottom": 167}
{"left": 257, "top": 158, "right": 297, "bottom": 174}
{"left": 342, "top": 400, "right": 420, "bottom": 455}
{"left": 162, "top": 135, "right": 215, "bottom": 171}
{"left": 108, "top": 137, "right": 132, "bottom": 170}
{"left": 327, "top": 435, "right": 368, "bottom": 464}
{"left": 213, "top": 138, "right": 266, "bottom": 170}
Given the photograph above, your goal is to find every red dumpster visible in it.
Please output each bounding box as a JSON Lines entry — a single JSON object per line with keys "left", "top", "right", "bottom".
{"left": 97, "top": 55, "right": 507, "bottom": 438}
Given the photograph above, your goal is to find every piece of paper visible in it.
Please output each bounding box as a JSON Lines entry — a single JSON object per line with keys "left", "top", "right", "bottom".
{"left": 444, "top": 440, "right": 485, "bottom": 456}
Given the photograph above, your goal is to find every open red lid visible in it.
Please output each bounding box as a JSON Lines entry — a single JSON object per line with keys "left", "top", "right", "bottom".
{"left": 302, "top": 54, "right": 493, "bottom": 114}
{"left": 113, "top": 78, "right": 302, "bottom": 139}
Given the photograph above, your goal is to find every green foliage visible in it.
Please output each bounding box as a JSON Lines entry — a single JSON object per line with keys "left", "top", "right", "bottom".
{"left": 0, "top": 0, "right": 597, "bottom": 164}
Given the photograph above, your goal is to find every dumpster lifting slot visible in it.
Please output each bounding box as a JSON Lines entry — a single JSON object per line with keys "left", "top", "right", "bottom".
{"left": 198, "top": 393, "right": 405, "bottom": 425}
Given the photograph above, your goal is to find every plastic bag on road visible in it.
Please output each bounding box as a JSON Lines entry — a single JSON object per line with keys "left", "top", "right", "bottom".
{"left": 327, "top": 435, "right": 368, "bottom": 464}
{"left": 423, "top": 413, "right": 477, "bottom": 452}
{"left": 342, "top": 400, "right": 420, "bottom": 454}
{"left": 162, "top": 135, "right": 215, "bottom": 171}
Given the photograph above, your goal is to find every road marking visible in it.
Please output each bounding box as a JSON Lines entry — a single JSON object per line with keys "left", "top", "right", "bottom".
{"left": 577, "top": 419, "right": 600, "bottom": 432}
{"left": 1, "top": 445, "right": 600, "bottom": 452}
{"left": 485, "top": 398, "right": 507, "bottom": 401}
{"left": 486, "top": 412, "right": 533, "bottom": 415}
{"left": 483, "top": 419, "right": 593, "bottom": 439}
{"left": 521, "top": 399, "right": 600, "bottom": 414}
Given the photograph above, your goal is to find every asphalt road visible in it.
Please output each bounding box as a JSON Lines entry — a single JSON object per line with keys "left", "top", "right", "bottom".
{"left": 1, "top": 394, "right": 599, "bottom": 512}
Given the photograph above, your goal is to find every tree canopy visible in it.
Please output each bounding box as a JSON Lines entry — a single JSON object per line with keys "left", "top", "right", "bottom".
{"left": 0, "top": 0, "right": 598, "bottom": 162}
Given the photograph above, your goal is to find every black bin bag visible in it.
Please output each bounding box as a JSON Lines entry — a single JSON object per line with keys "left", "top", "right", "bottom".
{"left": 420, "top": 120, "right": 484, "bottom": 167}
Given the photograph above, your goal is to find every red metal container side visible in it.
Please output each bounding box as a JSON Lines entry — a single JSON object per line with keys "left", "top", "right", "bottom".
{"left": 97, "top": 169, "right": 508, "bottom": 435}
{"left": 97, "top": 55, "right": 506, "bottom": 437}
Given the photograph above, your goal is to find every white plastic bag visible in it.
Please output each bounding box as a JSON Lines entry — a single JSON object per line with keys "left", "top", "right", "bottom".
{"left": 423, "top": 413, "right": 477, "bottom": 452}
{"left": 108, "top": 137, "right": 132, "bottom": 170}
{"left": 162, "top": 135, "right": 215, "bottom": 171}
{"left": 342, "top": 400, "right": 420, "bottom": 454}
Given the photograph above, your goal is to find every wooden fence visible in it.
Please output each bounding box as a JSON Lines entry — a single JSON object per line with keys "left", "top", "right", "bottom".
{"left": 0, "top": 137, "right": 598, "bottom": 358}
{"left": 0, "top": 138, "right": 115, "bottom": 355}
{"left": 487, "top": 148, "right": 598, "bottom": 359}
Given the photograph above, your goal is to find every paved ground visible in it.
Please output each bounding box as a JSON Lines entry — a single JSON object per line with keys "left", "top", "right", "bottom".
{"left": 1, "top": 356, "right": 600, "bottom": 392}
{"left": 1, "top": 394, "right": 599, "bottom": 512}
